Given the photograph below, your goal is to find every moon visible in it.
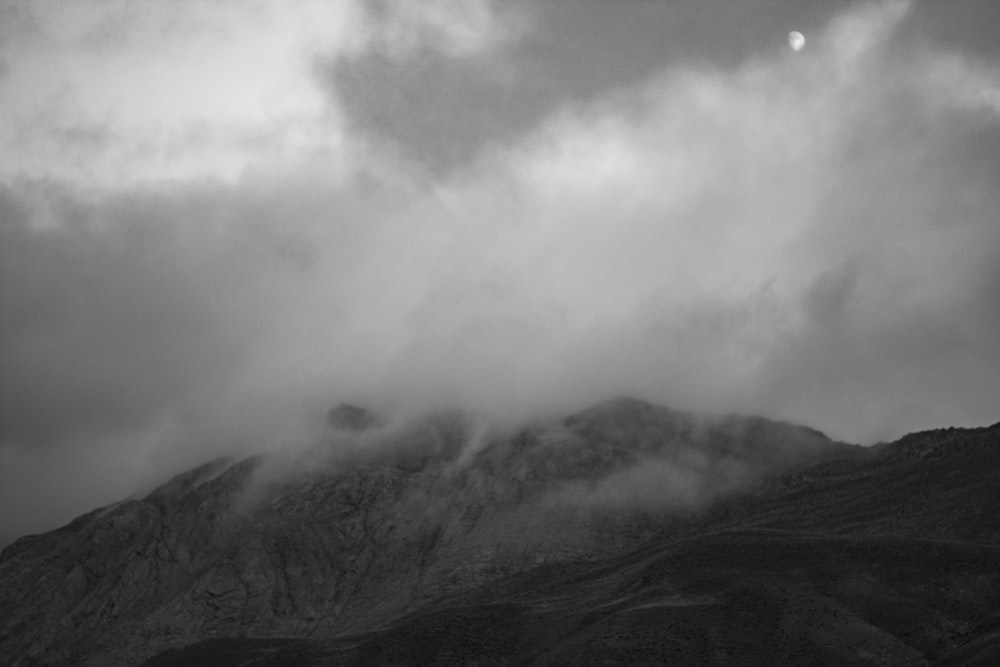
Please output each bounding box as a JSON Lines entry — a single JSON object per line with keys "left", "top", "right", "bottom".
{"left": 788, "top": 31, "right": 806, "bottom": 52}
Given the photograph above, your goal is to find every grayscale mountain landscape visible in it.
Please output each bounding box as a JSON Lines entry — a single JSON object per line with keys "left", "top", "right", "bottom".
{"left": 2, "top": 400, "right": 999, "bottom": 665}
{"left": 2, "top": 0, "right": 999, "bottom": 664}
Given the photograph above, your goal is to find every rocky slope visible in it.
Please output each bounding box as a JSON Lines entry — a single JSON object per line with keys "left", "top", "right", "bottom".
{"left": 1, "top": 400, "right": 995, "bottom": 666}
{"left": 143, "top": 421, "right": 1000, "bottom": 667}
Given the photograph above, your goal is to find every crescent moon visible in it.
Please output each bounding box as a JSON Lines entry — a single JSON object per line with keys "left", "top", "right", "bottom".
{"left": 788, "top": 31, "right": 806, "bottom": 52}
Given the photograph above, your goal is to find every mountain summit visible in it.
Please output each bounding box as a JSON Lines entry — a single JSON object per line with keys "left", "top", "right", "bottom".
{"left": 1, "top": 400, "right": 997, "bottom": 666}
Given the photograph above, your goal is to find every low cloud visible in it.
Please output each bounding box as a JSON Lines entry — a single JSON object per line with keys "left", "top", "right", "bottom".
{"left": 552, "top": 454, "right": 751, "bottom": 515}
{"left": 2, "top": 0, "right": 999, "bottom": 544}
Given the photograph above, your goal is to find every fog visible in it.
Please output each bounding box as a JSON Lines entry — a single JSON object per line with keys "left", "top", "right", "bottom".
{"left": 2, "top": 0, "right": 999, "bottom": 545}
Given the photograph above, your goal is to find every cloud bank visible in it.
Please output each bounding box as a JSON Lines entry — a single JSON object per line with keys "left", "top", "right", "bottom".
{"left": 2, "top": 0, "right": 999, "bottom": 543}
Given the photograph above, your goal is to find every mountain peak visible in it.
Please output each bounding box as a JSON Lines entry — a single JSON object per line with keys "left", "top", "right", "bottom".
{"left": 2, "top": 402, "right": 997, "bottom": 666}
{"left": 326, "top": 403, "right": 383, "bottom": 432}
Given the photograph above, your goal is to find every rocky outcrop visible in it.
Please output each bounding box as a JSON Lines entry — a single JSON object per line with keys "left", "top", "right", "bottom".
{"left": 327, "top": 404, "right": 383, "bottom": 433}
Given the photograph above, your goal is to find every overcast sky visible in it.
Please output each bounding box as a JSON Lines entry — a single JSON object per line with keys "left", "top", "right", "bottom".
{"left": 2, "top": 0, "right": 999, "bottom": 546}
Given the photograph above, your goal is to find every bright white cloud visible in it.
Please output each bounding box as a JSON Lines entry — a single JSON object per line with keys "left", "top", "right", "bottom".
{"left": 0, "top": 0, "right": 359, "bottom": 185}
{"left": 0, "top": 0, "right": 519, "bottom": 188}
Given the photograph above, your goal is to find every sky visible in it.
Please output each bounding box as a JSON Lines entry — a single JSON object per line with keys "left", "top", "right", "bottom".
{"left": 1, "top": 0, "right": 999, "bottom": 545}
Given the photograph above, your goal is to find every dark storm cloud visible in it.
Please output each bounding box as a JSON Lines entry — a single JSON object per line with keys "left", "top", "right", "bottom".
{"left": 329, "top": 49, "right": 546, "bottom": 175}
{"left": 327, "top": 0, "right": 846, "bottom": 175}
{"left": 330, "top": 0, "right": 1000, "bottom": 177}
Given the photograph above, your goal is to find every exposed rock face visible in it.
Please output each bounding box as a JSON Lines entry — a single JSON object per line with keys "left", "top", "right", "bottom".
{"left": 1, "top": 400, "right": 995, "bottom": 666}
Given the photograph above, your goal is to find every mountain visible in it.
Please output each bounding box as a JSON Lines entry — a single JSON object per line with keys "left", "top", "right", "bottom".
{"left": 0, "top": 399, "right": 996, "bottom": 666}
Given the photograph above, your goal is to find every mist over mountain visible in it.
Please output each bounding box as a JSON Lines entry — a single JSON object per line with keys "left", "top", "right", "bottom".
{"left": 3, "top": 0, "right": 1000, "bottom": 549}
{"left": 2, "top": 399, "right": 997, "bottom": 666}
{"left": 2, "top": 0, "right": 999, "bottom": 663}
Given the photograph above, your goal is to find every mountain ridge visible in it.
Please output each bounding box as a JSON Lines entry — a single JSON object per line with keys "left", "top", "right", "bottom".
{"left": 1, "top": 400, "right": 996, "bottom": 666}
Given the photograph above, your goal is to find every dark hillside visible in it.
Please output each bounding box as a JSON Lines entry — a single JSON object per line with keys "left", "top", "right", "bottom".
{"left": 2, "top": 406, "right": 997, "bottom": 666}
